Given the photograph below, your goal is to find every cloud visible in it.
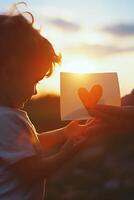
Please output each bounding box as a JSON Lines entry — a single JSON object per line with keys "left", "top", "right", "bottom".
{"left": 65, "top": 43, "right": 134, "bottom": 58}
{"left": 46, "top": 17, "right": 81, "bottom": 32}
{"left": 100, "top": 23, "right": 134, "bottom": 37}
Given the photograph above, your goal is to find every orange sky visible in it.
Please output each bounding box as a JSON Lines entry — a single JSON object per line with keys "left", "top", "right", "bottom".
{"left": 1, "top": 1, "right": 134, "bottom": 98}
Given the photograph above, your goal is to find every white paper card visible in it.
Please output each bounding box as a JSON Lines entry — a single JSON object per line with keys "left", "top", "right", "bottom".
{"left": 60, "top": 72, "right": 121, "bottom": 120}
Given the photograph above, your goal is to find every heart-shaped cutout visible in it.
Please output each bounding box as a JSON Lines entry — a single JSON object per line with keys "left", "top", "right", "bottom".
{"left": 78, "top": 84, "right": 103, "bottom": 109}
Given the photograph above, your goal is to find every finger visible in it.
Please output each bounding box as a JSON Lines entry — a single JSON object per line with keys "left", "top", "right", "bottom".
{"left": 96, "top": 104, "right": 134, "bottom": 119}
{"left": 85, "top": 118, "right": 93, "bottom": 124}
{"left": 88, "top": 108, "right": 117, "bottom": 124}
{"left": 87, "top": 118, "right": 101, "bottom": 126}
{"left": 67, "top": 120, "right": 79, "bottom": 129}
{"left": 85, "top": 119, "right": 95, "bottom": 126}
{"left": 88, "top": 109, "right": 133, "bottom": 131}
{"left": 95, "top": 104, "right": 124, "bottom": 116}
{"left": 82, "top": 119, "right": 101, "bottom": 132}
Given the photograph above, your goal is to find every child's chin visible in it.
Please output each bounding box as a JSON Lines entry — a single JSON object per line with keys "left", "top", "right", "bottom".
{"left": 17, "top": 103, "right": 25, "bottom": 109}
{"left": 17, "top": 101, "right": 26, "bottom": 109}
{"left": 18, "top": 98, "right": 31, "bottom": 109}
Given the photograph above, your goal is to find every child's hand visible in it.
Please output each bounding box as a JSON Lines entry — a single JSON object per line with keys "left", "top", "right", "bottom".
{"left": 63, "top": 120, "right": 93, "bottom": 141}
{"left": 60, "top": 134, "right": 88, "bottom": 161}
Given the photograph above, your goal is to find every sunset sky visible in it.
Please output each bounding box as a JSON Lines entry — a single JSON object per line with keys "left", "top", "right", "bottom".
{"left": 1, "top": 0, "right": 134, "bottom": 97}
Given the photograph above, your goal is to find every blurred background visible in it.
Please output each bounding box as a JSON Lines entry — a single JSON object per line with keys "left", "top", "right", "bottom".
{"left": 1, "top": 0, "right": 134, "bottom": 199}
{"left": 1, "top": 0, "right": 134, "bottom": 97}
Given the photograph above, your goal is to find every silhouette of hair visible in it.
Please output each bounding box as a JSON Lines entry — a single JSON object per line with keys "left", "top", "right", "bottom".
{"left": 0, "top": 3, "right": 61, "bottom": 78}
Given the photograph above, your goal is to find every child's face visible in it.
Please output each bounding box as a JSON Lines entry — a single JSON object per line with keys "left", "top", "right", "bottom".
{"left": 6, "top": 64, "right": 49, "bottom": 109}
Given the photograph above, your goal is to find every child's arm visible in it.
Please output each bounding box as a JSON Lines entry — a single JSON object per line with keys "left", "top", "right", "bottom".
{"left": 38, "top": 127, "right": 66, "bottom": 151}
{"left": 10, "top": 135, "right": 87, "bottom": 184}
{"left": 38, "top": 121, "right": 91, "bottom": 151}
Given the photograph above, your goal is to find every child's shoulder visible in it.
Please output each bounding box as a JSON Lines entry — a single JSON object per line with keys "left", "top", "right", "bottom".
{"left": 0, "top": 107, "right": 34, "bottom": 140}
{"left": 0, "top": 106, "right": 35, "bottom": 133}
{"left": 0, "top": 106, "right": 28, "bottom": 126}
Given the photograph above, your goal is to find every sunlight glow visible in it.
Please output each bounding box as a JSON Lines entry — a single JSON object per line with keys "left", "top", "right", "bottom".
{"left": 33, "top": 55, "right": 100, "bottom": 98}
{"left": 61, "top": 55, "right": 99, "bottom": 73}
{"left": 33, "top": 66, "right": 61, "bottom": 98}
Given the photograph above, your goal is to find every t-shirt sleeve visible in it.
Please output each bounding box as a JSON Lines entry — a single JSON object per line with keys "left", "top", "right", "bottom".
{"left": 0, "top": 113, "right": 38, "bottom": 165}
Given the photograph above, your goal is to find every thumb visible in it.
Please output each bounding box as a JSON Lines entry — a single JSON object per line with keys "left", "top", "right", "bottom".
{"left": 67, "top": 120, "right": 79, "bottom": 129}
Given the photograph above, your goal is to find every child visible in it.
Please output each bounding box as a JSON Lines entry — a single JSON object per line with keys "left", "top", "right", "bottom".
{"left": 0, "top": 9, "right": 91, "bottom": 200}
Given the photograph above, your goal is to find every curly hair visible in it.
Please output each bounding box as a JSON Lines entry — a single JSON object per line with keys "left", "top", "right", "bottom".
{"left": 0, "top": 6, "right": 61, "bottom": 79}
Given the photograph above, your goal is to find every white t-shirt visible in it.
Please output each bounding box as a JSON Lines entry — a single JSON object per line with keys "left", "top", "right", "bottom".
{"left": 0, "top": 106, "right": 46, "bottom": 200}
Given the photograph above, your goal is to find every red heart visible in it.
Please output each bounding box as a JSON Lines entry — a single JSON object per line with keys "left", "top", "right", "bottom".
{"left": 78, "top": 84, "right": 103, "bottom": 109}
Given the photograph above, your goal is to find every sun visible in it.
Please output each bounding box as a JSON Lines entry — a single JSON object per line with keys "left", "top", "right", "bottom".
{"left": 61, "top": 55, "right": 98, "bottom": 74}
{"left": 33, "top": 55, "right": 99, "bottom": 98}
